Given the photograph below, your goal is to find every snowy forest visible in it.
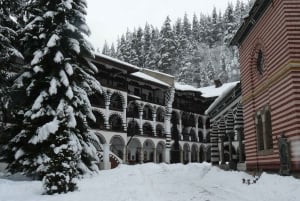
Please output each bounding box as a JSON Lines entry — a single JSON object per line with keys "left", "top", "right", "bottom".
{"left": 101, "top": 0, "right": 254, "bottom": 87}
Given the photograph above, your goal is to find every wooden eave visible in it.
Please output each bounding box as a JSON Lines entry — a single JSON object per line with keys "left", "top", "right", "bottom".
{"left": 91, "top": 54, "right": 140, "bottom": 74}
{"left": 230, "top": 0, "right": 272, "bottom": 46}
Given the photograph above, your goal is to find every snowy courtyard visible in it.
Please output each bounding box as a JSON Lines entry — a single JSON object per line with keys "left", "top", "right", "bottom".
{"left": 0, "top": 163, "right": 299, "bottom": 201}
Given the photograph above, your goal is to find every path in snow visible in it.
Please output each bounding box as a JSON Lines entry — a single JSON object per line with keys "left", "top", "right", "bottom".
{"left": 0, "top": 163, "right": 299, "bottom": 201}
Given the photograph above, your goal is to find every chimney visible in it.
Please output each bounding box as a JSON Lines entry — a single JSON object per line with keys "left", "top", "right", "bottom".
{"left": 214, "top": 79, "right": 222, "bottom": 88}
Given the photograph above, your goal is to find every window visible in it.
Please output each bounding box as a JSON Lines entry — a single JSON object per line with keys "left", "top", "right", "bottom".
{"left": 256, "top": 49, "right": 264, "bottom": 75}
{"left": 254, "top": 106, "right": 273, "bottom": 153}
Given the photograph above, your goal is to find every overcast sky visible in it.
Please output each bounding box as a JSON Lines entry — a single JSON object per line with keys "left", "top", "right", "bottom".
{"left": 86, "top": 0, "right": 249, "bottom": 49}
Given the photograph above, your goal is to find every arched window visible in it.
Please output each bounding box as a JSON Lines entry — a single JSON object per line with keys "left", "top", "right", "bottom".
{"left": 89, "top": 93, "right": 105, "bottom": 108}
{"left": 127, "top": 120, "right": 139, "bottom": 136}
{"left": 156, "top": 107, "right": 164, "bottom": 122}
{"left": 198, "top": 117, "right": 203, "bottom": 129}
{"left": 110, "top": 93, "right": 123, "bottom": 111}
{"left": 109, "top": 114, "right": 123, "bottom": 132}
{"left": 143, "top": 122, "right": 153, "bottom": 136}
{"left": 256, "top": 49, "right": 264, "bottom": 75}
{"left": 88, "top": 111, "right": 105, "bottom": 130}
{"left": 182, "top": 127, "right": 189, "bottom": 141}
{"left": 265, "top": 109, "right": 273, "bottom": 149}
{"left": 156, "top": 124, "right": 164, "bottom": 138}
{"left": 127, "top": 102, "right": 139, "bottom": 118}
{"left": 255, "top": 114, "right": 264, "bottom": 151}
{"left": 143, "top": 105, "right": 153, "bottom": 120}
{"left": 190, "top": 129, "right": 197, "bottom": 142}
{"left": 198, "top": 130, "right": 203, "bottom": 143}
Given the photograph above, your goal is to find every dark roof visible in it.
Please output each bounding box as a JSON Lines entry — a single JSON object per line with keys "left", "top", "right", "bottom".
{"left": 230, "top": 0, "right": 272, "bottom": 46}
{"left": 92, "top": 53, "right": 140, "bottom": 74}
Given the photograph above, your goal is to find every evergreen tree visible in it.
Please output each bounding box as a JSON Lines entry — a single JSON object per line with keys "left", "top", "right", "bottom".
{"left": 143, "top": 23, "right": 152, "bottom": 68}
{"left": 158, "top": 16, "right": 176, "bottom": 74}
{"left": 110, "top": 43, "right": 116, "bottom": 58}
{"left": 102, "top": 41, "right": 110, "bottom": 56}
{"left": 0, "top": 0, "right": 23, "bottom": 163}
{"left": 7, "top": 0, "right": 101, "bottom": 194}
{"left": 182, "top": 13, "right": 192, "bottom": 40}
{"left": 192, "top": 14, "right": 200, "bottom": 42}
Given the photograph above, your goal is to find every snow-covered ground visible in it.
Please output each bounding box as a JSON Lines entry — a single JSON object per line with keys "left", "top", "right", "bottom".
{"left": 0, "top": 163, "right": 299, "bottom": 201}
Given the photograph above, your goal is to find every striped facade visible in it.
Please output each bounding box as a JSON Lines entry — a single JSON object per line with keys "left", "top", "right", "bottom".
{"left": 232, "top": 0, "right": 300, "bottom": 172}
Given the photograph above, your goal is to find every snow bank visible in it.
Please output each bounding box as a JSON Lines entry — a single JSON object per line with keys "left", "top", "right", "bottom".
{"left": 0, "top": 163, "right": 299, "bottom": 201}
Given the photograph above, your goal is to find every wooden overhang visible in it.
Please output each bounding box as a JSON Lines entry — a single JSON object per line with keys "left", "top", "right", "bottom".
{"left": 230, "top": 0, "right": 272, "bottom": 46}
{"left": 90, "top": 53, "right": 140, "bottom": 74}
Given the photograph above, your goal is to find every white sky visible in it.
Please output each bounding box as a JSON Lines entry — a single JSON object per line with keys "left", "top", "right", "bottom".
{"left": 86, "top": 0, "right": 249, "bottom": 49}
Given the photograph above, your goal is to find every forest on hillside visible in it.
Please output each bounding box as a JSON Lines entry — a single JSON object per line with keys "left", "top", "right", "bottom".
{"left": 101, "top": 0, "right": 254, "bottom": 87}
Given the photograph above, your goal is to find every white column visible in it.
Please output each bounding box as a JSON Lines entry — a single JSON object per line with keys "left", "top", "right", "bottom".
{"left": 103, "top": 143, "right": 111, "bottom": 170}
{"left": 154, "top": 148, "right": 157, "bottom": 163}
{"left": 153, "top": 112, "right": 157, "bottom": 136}
{"left": 139, "top": 109, "right": 143, "bottom": 135}
{"left": 165, "top": 148, "right": 170, "bottom": 163}
{"left": 123, "top": 107, "right": 127, "bottom": 131}
{"left": 179, "top": 149, "right": 182, "bottom": 163}
{"left": 140, "top": 147, "right": 144, "bottom": 163}
{"left": 123, "top": 146, "right": 127, "bottom": 163}
{"left": 188, "top": 150, "right": 191, "bottom": 163}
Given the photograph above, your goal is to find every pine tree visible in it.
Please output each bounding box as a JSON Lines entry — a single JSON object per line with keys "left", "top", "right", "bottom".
{"left": 158, "top": 16, "right": 176, "bottom": 74}
{"left": 7, "top": 0, "right": 101, "bottom": 194}
{"left": 192, "top": 14, "right": 200, "bottom": 42}
{"left": 110, "top": 43, "right": 116, "bottom": 58}
{"left": 102, "top": 41, "right": 110, "bottom": 56}
{"left": 0, "top": 0, "right": 23, "bottom": 164}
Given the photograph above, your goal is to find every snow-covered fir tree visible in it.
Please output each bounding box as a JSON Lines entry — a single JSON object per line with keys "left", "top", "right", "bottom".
{"left": 103, "top": 0, "right": 254, "bottom": 87}
{"left": 158, "top": 16, "right": 176, "bottom": 74}
{"left": 0, "top": 0, "right": 24, "bottom": 157}
{"left": 6, "top": 0, "right": 102, "bottom": 194}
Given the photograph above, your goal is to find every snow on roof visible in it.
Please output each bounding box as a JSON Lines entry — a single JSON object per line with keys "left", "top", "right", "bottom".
{"left": 199, "top": 81, "right": 240, "bottom": 98}
{"left": 205, "top": 81, "right": 240, "bottom": 115}
{"left": 94, "top": 53, "right": 140, "bottom": 71}
{"left": 143, "top": 68, "right": 174, "bottom": 79}
{"left": 132, "top": 72, "right": 170, "bottom": 87}
{"left": 174, "top": 82, "right": 201, "bottom": 92}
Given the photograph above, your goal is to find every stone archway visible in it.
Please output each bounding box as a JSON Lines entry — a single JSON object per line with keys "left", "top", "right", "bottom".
{"left": 88, "top": 111, "right": 105, "bottom": 130}
{"left": 127, "top": 138, "right": 142, "bottom": 164}
{"left": 110, "top": 135, "right": 125, "bottom": 160}
{"left": 110, "top": 92, "right": 124, "bottom": 111}
{"left": 183, "top": 143, "right": 190, "bottom": 164}
{"left": 156, "top": 141, "right": 165, "bottom": 163}
{"left": 191, "top": 144, "right": 198, "bottom": 162}
{"left": 143, "top": 139, "right": 155, "bottom": 162}
{"left": 109, "top": 114, "right": 123, "bottom": 131}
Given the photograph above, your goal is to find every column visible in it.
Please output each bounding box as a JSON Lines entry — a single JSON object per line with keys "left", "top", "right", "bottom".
{"left": 179, "top": 119, "right": 182, "bottom": 140}
{"left": 188, "top": 150, "right": 191, "bottom": 163}
{"left": 140, "top": 147, "right": 144, "bottom": 164}
{"left": 123, "top": 106, "right": 127, "bottom": 132}
{"left": 237, "top": 128, "right": 244, "bottom": 163}
{"left": 123, "top": 146, "right": 127, "bottom": 164}
{"left": 105, "top": 100, "right": 110, "bottom": 129}
{"left": 180, "top": 149, "right": 183, "bottom": 163}
{"left": 153, "top": 148, "right": 157, "bottom": 163}
{"left": 220, "top": 137, "right": 225, "bottom": 164}
{"left": 139, "top": 108, "right": 143, "bottom": 135}
{"left": 195, "top": 119, "right": 199, "bottom": 142}
{"left": 153, "top": 112, "right": 157, "bottom": 136}
{"left": 103, "top": 143, "right": 111, "bottom": 170}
